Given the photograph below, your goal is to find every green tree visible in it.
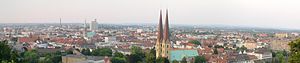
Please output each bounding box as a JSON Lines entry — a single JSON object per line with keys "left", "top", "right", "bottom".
{"left": 81, "top": 48, "right": 91, "bottom": 56}
{"left": 92, "top": 48, "right": 112, "bottom": 56}
{"left": 156, "top": 57, "right": 169, "bottom": 63}
{"left": 125, "top": 46, "right": 147, "bottom": 63}
{"left": 111, "top": 57, "right": 126, "bottom": 63}
{"left": 213, "top": 48, "right": 218, "bottom": 54}
{"left": 194, "top": 56, "right": 206, "bottom": 63}
{"left": 39, "top": 54, "right": 52, "bottom": 63}
{"left": 37, "top": 51, "right": 63, "bottom": 63}
{"left": 131, "top": 46, "right": 144, "bottom": 55}
{"left": 214, "top": 45, "right": 224, "bottom": 48}
{"left": 236, "top": 46, "right": 247, "bottom": 52}
{"left": 145, "top": 52, "right": 155, "bottom": 63}
{"left": 114, "top": 52, "right": 125, "bottom": 58}
{"left": 52, "top": 51, "right": 63, "bottom": 63}
{"left": 288, "top": 38, "right": 300, "bottom": 63}
{"left": 0, "top": 40, "right": 19, "bottom": 62}
{"left": 145, "top": 48, "right": 156, "bottom": 63}
{"left": 150, "top": 47, "right": 156, "bottom": 57}
{"left": 240, "top": 45, "right": 247, "bottom": 51}
{"left": 23, "top": 50, "right": 39, "bottom": 63}
{"left": 188, "top": 40, "right": 201, "bottom": 45}
{"left": 127, "top": 54, "right": 142, "bottom": 63}
{"left": 181, "top": 57, "right": 187, "bottom": 63}
{"left": 1, "top": 60, "right": 16, "bottom": 63}
{"left": 111, "top": 51, "right": 126, "bottom": 63}
{"left": 276, "top": 52, "right": 285, "bottom": 63}
{"left": 172, "top": 60, "right": 179, "bottom": 63}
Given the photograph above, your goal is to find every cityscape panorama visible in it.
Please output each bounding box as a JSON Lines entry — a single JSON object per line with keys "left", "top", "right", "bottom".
{"left": 1, "top": 0, "right": 300, "bottom": 63}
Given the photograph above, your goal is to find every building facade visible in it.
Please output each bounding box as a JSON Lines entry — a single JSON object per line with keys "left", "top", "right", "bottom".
{"left": 90, "top": 19, "right": 98, "bottom": 31}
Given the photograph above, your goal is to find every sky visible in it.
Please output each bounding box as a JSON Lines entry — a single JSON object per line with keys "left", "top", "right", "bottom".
{"left": 1, "top": 0, "right": 300, "bottom": 29}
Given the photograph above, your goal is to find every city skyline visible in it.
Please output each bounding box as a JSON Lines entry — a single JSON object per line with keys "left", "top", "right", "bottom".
{"left": 1, "top": 0, "right": 300, "bottom": 29}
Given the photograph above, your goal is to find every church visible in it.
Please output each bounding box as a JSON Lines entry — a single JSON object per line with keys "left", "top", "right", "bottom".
{"left": 155, "top": 9, "right": 172, "bottom": 58}
{"left": 155, "top": 10, "right": 199, "bottom": 62}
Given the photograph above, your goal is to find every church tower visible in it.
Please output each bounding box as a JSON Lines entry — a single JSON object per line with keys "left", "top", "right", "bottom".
{"left": 161, "top": 9, "right": 171, "bottom": 58}
{"left": 155, "top": 10, "right": 163, "bottom": 58}
{"left": 156, "top": 9, "right": 171, "bottom": 58}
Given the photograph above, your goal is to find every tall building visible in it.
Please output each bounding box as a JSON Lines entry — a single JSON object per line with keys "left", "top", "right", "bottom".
{"left": 156, "top": 9, "right": 171, "bottom": 58}
{"left": 60, "top": 18, "right": 62, "bottom": 28}
{"left": 83, "top": 19, "right": 87, "bottom": 37}
{"left": 90, "top": 19, "right": 98, "bottom": 31}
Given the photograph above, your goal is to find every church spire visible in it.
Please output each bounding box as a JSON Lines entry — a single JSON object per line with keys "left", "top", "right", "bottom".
{"left": 163, "top": 9, "right": 170, "bottom": 42}
{"left": 156, "top": 9, "right": 163, "bottom": 58}
{"left": 157, "top": 10, "right": 163, "bottom": 41}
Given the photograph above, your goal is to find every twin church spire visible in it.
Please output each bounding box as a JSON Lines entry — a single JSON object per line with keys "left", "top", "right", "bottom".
{"left": 156, "top": 9, "right": 171, "bottom": 58}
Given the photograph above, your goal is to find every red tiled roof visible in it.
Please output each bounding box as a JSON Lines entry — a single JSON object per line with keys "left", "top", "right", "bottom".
{"left": 50, "top": 38, "right": 85, "bottom": 44}
{"left": 18, "top": 37, "right": 38, "bottom": 43}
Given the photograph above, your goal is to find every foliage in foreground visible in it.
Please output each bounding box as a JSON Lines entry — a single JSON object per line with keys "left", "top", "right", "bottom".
{"left": 288, "top": 38, "right": 300, "bottom": 63}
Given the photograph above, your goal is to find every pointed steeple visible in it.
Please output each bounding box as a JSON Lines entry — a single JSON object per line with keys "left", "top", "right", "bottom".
{"left": 157, "top": 10, "right": 163, "bottom": 41}
{"left": 163, "top": 9, "right": 170, "bottom": 42}
{"left": 156, "top": 9, "right": 163, "bottom": 58}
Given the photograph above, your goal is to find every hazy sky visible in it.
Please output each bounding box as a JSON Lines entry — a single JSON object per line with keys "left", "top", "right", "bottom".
{"left": 1, "top": 0, "right": 300, "bottom": 29}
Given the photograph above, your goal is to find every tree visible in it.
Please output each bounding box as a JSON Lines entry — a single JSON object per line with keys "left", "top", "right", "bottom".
{"left": 23, "top": 50, "right": 39, "bottom": 63}
{"left": 213, "top": 48, "right": 218, "bottom": 54}
{"left": 131, "top": 46, "right": 144, "bottom": 55}
{"left": 188, "top": 40, "right": 201, "bottom": 45}
{"left": 181, "top": 57, "right": 187, "bottom": 63}
{"left": 39, "top": 53, "right": 53, "bottom": 63}
{"left": 145, "top": 48, "right": 156, "bottom": 63}
{"left": 276, "top": 52, "right": 285, "bottom": 63}
{"left": 111, "top": 52, "right": 126, "bottom": 63}
{"left": 194, "top": 56, "right": 206, "bottom": 63}
{"left": 214, "top": 45, "right": 224, "bottom": 48}
{"left": 236, "top": 45, "right": 247, "bottom": 52}
{"left": 1, "top": 60, "right": 16, "bottom": 63}
{"left": 156, "top": 57, "right": 169, "bottom": 63}
{"left": 288, "top": 38, "right": 300, "bottom": 63}
{"left": 92, "top": 48, "right": 112, "bottom": 56}
{"left": 150, "top": 47, "right": 156, "bottom": 57}
{"left": 0, "top": 40, "right": 19, "bottom": 62}
{"left": 114, "top": 52, "right": 125, "bottom": 58}
{"left": 172, "top": 60, "right": 179, "bottom": 63}
{"left": 145, "top": 52, "right": 155, "bottom": 63}
{"left": 127, "top": 54, "right": 142, "bottom": 63}
{"left": 52, "top": 51, "right": 63, "bottom": 63}
{"left": 111, "top": 57, "right": 126, "bottom": 63}
{"left": 240, "top": 45, "right": 247, "bottom": 51}
{"left": 81, "top": 48, "right": 91, "bottom": 56}
{"left": 128, "top": 46, "right": 145, "bottom": 63}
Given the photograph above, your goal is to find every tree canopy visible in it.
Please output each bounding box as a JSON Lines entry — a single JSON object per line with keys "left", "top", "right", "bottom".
{"left": 92, "top": 48, "right": 112, "bottom": 56}
{"left": 181, "top": 57, "right": 187, "bottom": 63}
{"left": 188, "top": 40, "right": 201, "bottom": 45}
{"left": 127, "top": 46, "right": 145, "bottom": 63}
{"left": 23, "top": 50, "right": 39, "bottom": 63}
{"left": 156, "top": 57, "right": 169, "bottom": 63}
{"left": 81, "top": 48, "right": 92, "bottom": 56}
{"left": 0, "top": 40, "right": 19, "bottom": 63}
{"left": 288, "top": 38, "right": 300, "bottom": 63}
{"left": 194, "top": 56, "right": 206, "bottom": 63}
{"left": 145, "top": 48, "right": 156, "bottom": 63}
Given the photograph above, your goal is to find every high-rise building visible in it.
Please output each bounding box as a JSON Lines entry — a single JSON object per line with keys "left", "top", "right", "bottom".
{"left": 90, "top": 19, "right": 98, "bottom": 31}
{"left": 156, "top": 9, "right": 171, "bottom": 58}
{"left": 83, "top": 19, "right": 87, "bottom": 37}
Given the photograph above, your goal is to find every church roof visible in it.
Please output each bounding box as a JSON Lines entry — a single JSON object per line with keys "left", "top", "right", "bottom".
{"left": 170, "top": 49, "right": 199, "bottom": 61}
